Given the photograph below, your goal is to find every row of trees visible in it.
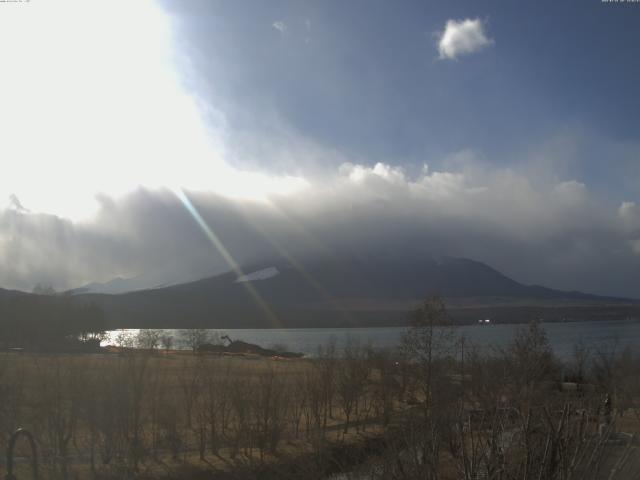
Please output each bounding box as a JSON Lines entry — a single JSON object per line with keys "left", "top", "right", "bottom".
{"left": 348, "top": 296, "right": 640, "bottom": 480}
{"left": 0, "top": 344, "right": 390, "bottom": 479}
{"left": 119, "top": 329, "right": 222, "bottom": 352}
{"left": 0, "top": 294, "right": 107, "bottom": 349}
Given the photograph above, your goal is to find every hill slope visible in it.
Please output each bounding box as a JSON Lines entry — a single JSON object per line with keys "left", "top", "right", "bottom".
{"left": 75, "top": 255, "right": 638, "bottom": 328}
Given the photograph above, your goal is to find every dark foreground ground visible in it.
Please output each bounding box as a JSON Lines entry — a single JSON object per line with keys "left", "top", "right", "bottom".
{"left": 3, "top": 321, "right": 640, "bottom": 480}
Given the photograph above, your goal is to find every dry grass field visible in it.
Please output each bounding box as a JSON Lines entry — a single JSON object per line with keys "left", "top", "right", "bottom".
{"left": 2, "top": 316, "right": 640, "bottom": 479}
{"left": 1, "top": 348, "right": 395, "bottom": 479}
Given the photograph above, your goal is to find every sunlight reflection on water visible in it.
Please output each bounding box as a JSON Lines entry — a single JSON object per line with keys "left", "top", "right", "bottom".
{"left": 103, "top": 319, "right": 640, "bottom": 360}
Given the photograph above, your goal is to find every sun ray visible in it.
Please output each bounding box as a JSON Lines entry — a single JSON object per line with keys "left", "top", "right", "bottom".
{"left": 175, "top": 188, "right": 282, "bottom": 328}
{"left": 235, "top": 199, "right": 355, "bottom": 324}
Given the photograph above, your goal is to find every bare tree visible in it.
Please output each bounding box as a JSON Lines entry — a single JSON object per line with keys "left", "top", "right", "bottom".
{"left": 160, "top": 333, "right": 174, "bottom": 351}
{"left": 288, "top": 372, "right": 307, "bottom": 438}
{"left": 137, "top": 329, "right": 163, "bottom": 351}
{"left": 336, "top": 340, "right": 370, "bottom": 434}
{"left": 34, "top": 356, "right": 83, "bottom": 479}
{"left": 402, "top": 295, "right": 458, "bottom": 410}
{"left": 370, "top": 348, "right": 399, "bottom": 427}
{"left": 203, "top": 358, "right": 232, "bottom": 455}
{"left": 178, "top": 358, "right": 202, "bottom": 429}
{"left": 0, "top": 356, "right": 26, "bottom": 456}
{"left": 505, "top": 321, "right": 558, "bottom": 403}
{"left": 115, "top": 329, "right": 136, "bottom": 350}
{"left": 179, "top": 329, "right": 211, "bottom": 353}
{"left": 252, "top": 364, "right": 289, "bottom": 460}
{"left": 315, "top": 339, "right": 337, "bottom": 432}
{"left": 566, "top": 339, "right": 592, "bottom": 383}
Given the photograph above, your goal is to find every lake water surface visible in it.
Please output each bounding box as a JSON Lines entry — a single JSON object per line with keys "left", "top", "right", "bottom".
{"left": 105, "top": 319, "right": 640, "bottom": 360}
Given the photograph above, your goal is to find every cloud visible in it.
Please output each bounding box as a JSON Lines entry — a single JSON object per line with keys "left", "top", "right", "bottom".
{"left": 0, "top": 3, "right": 638, "bottom": 299}
{"left": 7, "top": 194, "right": 28, "bottom": 214}
{"left": 618, "top": 202, "right": 640, "bottom": 255}
{"left": 272, "top": 21, "right": 287, "bottom": 33}
{"left": 618, "top": 201, "right": 640, "bottom": 231}
{"left": 2, "top": 156, "right": 640, "bottom": 298}
{"left": 437, "top": 18, "right": 493, "bottom": 60}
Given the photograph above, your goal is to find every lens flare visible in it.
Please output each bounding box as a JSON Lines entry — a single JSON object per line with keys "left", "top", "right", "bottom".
{"left": 175, "top": 188, "right": 282, "bottom": 328}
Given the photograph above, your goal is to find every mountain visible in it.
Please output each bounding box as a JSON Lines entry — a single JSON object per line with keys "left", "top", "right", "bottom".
{"left": 68, "top": 276, "right": 172, "bottom": 295}
{"left": 0, "top": 287, "right": 28, "bottom": 300}
{"left": 68, "top": 267, "right": 219, "bottom": 295}
{"left": 74, "top": 255, "right": 639, "bottom": 329}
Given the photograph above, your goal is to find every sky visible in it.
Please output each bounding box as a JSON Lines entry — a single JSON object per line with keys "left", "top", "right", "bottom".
{"left": 1, "top": 0, "right": 640, "bottom": 297}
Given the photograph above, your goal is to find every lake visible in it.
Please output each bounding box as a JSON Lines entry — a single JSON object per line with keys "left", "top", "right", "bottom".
{"left": 104, "top": 319, "right": 640, "bottom": 360}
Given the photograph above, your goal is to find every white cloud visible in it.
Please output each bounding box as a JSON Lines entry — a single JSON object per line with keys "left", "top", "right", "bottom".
{"left": 618, "top": 201, "right": 640, "bottom": 231}
{"left": 2, "top": 157, "right": 640, "bottom": 297}
{"left": 272, "top": 21, "right": 287, "bottom": 33}
{"left": 619, "top": 203, "right": 640, "bottom": 255}
{"left": 437, "top": 18, "right": 493, "bottom": 60}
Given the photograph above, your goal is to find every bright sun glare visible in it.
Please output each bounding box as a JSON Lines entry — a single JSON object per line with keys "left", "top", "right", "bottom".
{"left": 0, "top": 0, "right": 306, "bottom": 221}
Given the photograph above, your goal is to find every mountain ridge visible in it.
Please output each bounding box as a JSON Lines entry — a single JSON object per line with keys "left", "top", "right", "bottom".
{"left": 69, "top": 255, "right": 638, "bottom": 328}
{"left": 3, "top": 255, "right": 637, "bottom": 329}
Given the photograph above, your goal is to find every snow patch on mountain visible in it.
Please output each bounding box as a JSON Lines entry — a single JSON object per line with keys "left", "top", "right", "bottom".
{"left": 236, "top": 267, "right": 280, "bottom": 283}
